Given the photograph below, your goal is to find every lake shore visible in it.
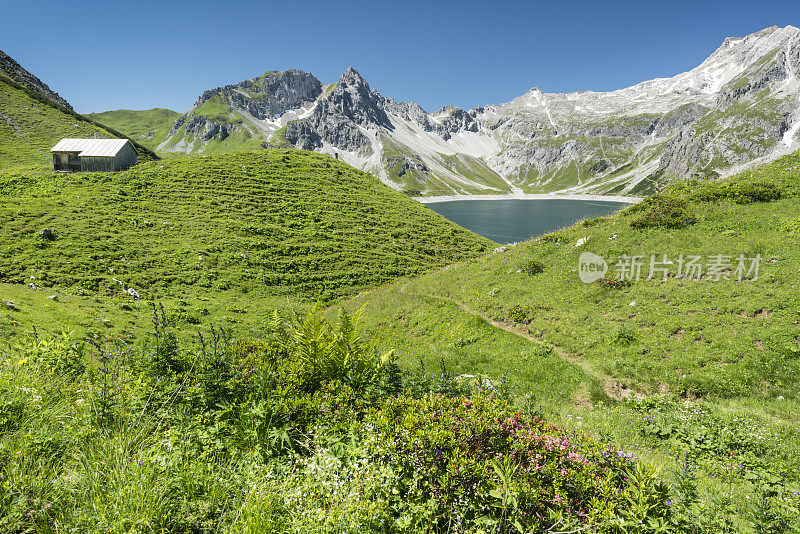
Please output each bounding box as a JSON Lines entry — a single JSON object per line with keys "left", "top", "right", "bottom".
{"left": 414, "top": 193, "right": 643, "bottom": 204}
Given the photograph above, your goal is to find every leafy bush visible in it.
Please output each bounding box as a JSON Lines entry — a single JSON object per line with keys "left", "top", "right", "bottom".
{"left": 735, "top": 182, "right": 783, "bottom": 203}
{"left": 582, "top": 216, "right": 607, "bottom": 227}
{"left": 628, "top": 195, "right": 696, "bottom": 229}
{"left": 598, "top": 277, "right": 632, "bottom": 289}
{"left": 507, "top": 304, "right": 536, "bottom": 324}
{"left": 691, "top": 181, "right": 784, "bottom": 204}
{"left": 613, "top": 328, "right": 638, "bottom": 346}
{"left": 520, "top": 259, "right": 545, "bottom": 275}
{"left": 369, "top": 394, "right": 670, "bottom": 532}
{"left": 538, "top": 232, "right": 565, "bottom": 243}
{"left": 630, "top": 396, "right": 778, "bottom": 462}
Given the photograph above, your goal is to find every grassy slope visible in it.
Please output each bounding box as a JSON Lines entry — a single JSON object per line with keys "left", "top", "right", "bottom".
{"left": 0, "top": 75, "right": 158, "bottom": 172}
{"left": 84, "top": 108, "right": 180, "bottom": 151}
{"left": 0, "top": 76, "right": 114, "bottom": 171}
{"left": 332, "top": 151, "right": 800, "bottom": 514}
{"left": 345, "top": 154, "right": 800, "bottom": 400}
{"left": 0, "top": 149, "right": 491, "bottom": 340}
{"left": 2, "top": 137, "right": 798, "bottom": 522}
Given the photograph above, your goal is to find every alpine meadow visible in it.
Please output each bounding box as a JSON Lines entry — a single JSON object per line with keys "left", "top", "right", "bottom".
{"left": 1, "top": 10, "right": 800, "bottom": 533}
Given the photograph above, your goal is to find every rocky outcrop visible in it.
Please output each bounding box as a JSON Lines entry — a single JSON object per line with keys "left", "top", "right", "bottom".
{"left": 165, "top": 70, "right": 322, "bottom": 143}
{"left": 285, "top": 68, "right": 388, "bottom": 155}
{"left": 283, "top": 120, "right": 322, "bottom": 151}
{"left": 383, "top": 154, "right": 429, "bottom": 177}
{"left": 183, "top": 115, "right": 234, "bottom": 142}
{"left": 652, "top": 104, "right": 708, "bottom": 137}
{"left": 193, "top": 70, "right": 322, "bottom": 120}
{"left": 318, "top": 67, "right": 391, "bottom": 128}
{"left": 0, "top": 49, "right": 73, "bottom": 110}
{"left": 440, "top": 107, "right": 478, "bottom": 135}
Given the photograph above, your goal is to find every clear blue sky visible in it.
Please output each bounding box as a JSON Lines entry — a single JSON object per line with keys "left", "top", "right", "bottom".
{"left": 3, "top": 0, "right": 798, "bottom": 114}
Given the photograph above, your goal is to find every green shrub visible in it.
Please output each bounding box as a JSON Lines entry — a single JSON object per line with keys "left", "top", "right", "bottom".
{"left": 538, "top": 232, "right": 565, "bottom": 243}
{"left": 582, "top": 216, "right": 606, "bottom": 227}
{"left": 598, "top": 277, "right": 632, "bottom": 289}
{"left": 613, "top": 328, "right": 637, "bottom": 346}
{"left": 520, "top": 259, "right": 545, "bottom": 275}
{"left": 507, "top": 304, "right": 536, "bottom": 324}
{"left": 691, "top": 181, "right": 784, "bottom": 204}
{"left": 286, "top": 305, "right": 397, "bottom": 393}
{"left": 369, "top": 394, "right": 671, "bottom": 532}
{"left": 401, "top": 188, "right": 422, "bottom": 196}
{"left": 629, "top": 195, "right": 696, "bottom": 229}
{"left": 735, "top": 182, "right": 783, "bottom": 203}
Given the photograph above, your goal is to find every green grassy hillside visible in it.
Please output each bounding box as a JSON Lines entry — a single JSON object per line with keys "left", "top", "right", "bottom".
{"left": 0, "top": 74, "right": 158, "bottom": 172}
{"left": 2, "top": 141, "right": 800, "bottom": 529}
{"left": 85, "top": 108, "right": 180, "bottom": 151}
{"left": 0, "top": 149, "right": 491, "bottom": 339}
{"left": 344, "top": 154, "right": 800, "bottom": 399}
{"left": 330, "top": 151, "right": 800, "bottom": 525}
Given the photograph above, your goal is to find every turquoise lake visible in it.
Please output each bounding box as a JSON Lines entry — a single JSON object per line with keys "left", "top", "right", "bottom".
{"left": 426, "top": 199, "right": 629, "bottom": 244}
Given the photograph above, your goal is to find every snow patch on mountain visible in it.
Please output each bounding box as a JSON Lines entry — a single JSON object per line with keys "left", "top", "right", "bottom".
{"left": 784, "top": 121, "right": 800, "bottom": 147}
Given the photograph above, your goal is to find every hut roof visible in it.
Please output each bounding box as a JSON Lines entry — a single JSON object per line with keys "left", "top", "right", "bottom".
{"left": 50, "top": 138, "right": 134, "bottom": 157}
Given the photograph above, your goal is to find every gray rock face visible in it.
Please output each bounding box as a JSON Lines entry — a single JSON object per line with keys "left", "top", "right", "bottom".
{"left": 166, "top": 70, "right": 323, "bottom": 142}
{"left": 389, "top": 101, "right": 431, "bottom": 129}
{"left": 438, "top": 107, "right": 478, "bottom": 136}
{"left": 285, "top": 68, "right": 388, "bottom": 155}
{"left": 194, "top": 70, "right": 322, "bottom": 120}
{"left": 321, "top": 67, "right": 390, "bottom": 127}
{"left": 383, "top": 154, "right": 429, "bottom": 177}
{"left": 283, "top": 121, "right": 322, "bottom": 151}
{"left": 183, "top": 115, "right": 233, "bottom": 142}
{"left": 652, "top": 104, "right": 708, "bottom": 137}
{"left": 282, "top": 69, "right": 481, "bottom": 155}
{"left": 169, "top": 114, "right": 236, "bottom": 142}
{"left": 0, "top": 49, "right": 73, "bottom": 110}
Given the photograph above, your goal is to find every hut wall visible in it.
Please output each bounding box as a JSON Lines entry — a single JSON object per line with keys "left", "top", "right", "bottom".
{"left": 80, "top": 157, "right": 115, "bottom": 172}
{"left": 113, "top": 143, "right": 138, "bottom": 170}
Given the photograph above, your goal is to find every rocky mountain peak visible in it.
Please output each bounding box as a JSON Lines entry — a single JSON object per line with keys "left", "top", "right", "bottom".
{"left": 707, "top": 24, "right": 798, "bottom": 64}
{"left": 165, "top": 68, "right": 323, "bottom": 144}
{"left": 339, "top": 67, "right": 369, "bottom": 88}
{"left": 193, "top": 69, "right": 322, "bottom": 118}
{"left": 321, "top": 67, "right": 390, "bottom": 127}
